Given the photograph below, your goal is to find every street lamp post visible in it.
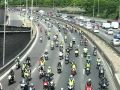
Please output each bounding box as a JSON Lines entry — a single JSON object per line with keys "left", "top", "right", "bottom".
{"left": 97, "top": 0, "right": 99, "bottom": 17}
{"left": 93, "top": 0, "right": 95, "bottom": 19}
{"left": 30, "top": 0, "right": 33, "bottom": 40}
{"left": 3, "top": 0, "right": 7, "bottom": 66}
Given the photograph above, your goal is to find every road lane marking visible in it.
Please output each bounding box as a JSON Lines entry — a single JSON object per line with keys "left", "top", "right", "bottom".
{"left": 32, "top": 68, "right": 37, "bottom": 73}
{"left": 83, "top": 69, "right": 85, "bottom": 75}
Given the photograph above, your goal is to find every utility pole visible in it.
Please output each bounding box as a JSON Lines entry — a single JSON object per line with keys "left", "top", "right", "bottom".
{"left": 97, "top": 0, "right": 99, "bottom": 17}
{"left": 3, "top": 0, "right": 7, "bottom": 66}
{"left": 53, "top": 0, "right": 55, "bottom": 10}
{"left": 31, "top": 0, "right": 33, "bottom": 40}
{"left": 93, "top": 0, "right": 95, "bottom": 19}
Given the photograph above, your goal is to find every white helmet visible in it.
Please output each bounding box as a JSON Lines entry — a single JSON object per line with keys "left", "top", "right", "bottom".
{"left": 45, "top": 49, "right": 48, "bottom": 52}
{"left": 70, "top": 75, "right": 73, "bottom": 78}
{"left": 48, "top": 66, "right": 51, "bottom": 69}
{"left": 88, "top": 78, "right": 91, "bottom": 82}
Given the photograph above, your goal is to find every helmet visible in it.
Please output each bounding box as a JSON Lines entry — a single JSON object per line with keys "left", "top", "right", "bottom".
{"left": 70, "top": 75, "right": 73, "bottom": 78}
{"left": 45, "top": 49, "right": 48, "bottom": 52}
{"left": 17, "top": 56, "right": 19, "bottom": 59}
{"left": 48, "top": 66, "right": 51, "bottom": 69}
{"left": 61, "top": 88, "right": 64, "bottom": 90}
{"left": 88, "top": 78, "right": 91, "bottom": 82}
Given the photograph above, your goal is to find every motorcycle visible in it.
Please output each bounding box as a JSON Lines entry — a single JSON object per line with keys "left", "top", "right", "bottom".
{"left": 93, "top": 50, "right": 97, "bottom": 56}
{"left": 85, "top": 67, "right": 90, "bottom": 75}
{"left": 16, "top": 62, "right": 21, "bottom": 69}
{"left": 51, "top": 45, "right": 54, "bottom": 50}
{"left": 96, "top": 62, "right": 101, "bottom": 69}
{"left": 71, "top": 68, "right": 76, "bottom": 76}
{"left": 65, "top": 55, "right": 69, "bottom": 64}
{"left": 39, "top": 70, "right": 45, "bottom": 79}
{"left": 85, "top": 82, "right": 92, "bottom": 90}
{"left": 99, "top": 70, "right": 105, "bottom": 79}
{"left": 99, "top": 78, "right": 109, "bottom": 89}
{"left": 75, "top": 50, "right": 79, "bottom": 57}
{"left": 59, "top": 53, "right": 63, "bottom": 60}
{"left": 44, "top": 54, "right": 48, "bottom": 60}
{"left": 66, "top": 47, "right": 70, "bottom": 54}
{"left": 83, "top": 52, "right": 87, "bottom": 57}
{"left": 8, "top": 75, "right": 15, "bottom": 85}
{"left": 57, "top": 66, "right": 62, "bottom": 73}
{"left": 68, "top": 84, "right": 74, "bottom": 90}
{"left": 20, "top": 80, "right": 26, "bottom": 89}
{"left": 43, "top": 81, "right": 49, "bottom": 90}
{"left": 49, "top": 80, "right": 55, "bottom": 90}
{"left": 55, "top": 41, "right": 59, "bottom": 47}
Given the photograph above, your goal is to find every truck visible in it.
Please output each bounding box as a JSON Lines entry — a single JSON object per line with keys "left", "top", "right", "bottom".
{"left": 111, "top": 22, "right": 119, "bottom": 29}
{"left": 102, "top": 22, "right": 111, "bottom": 29}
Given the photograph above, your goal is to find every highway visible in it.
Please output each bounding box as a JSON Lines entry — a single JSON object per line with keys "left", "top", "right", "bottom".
{"left": 0, "top": 12, "right": 117, "bottom": 90}
{"left": 59, "top": 15, "right": 120, "bottom": 53}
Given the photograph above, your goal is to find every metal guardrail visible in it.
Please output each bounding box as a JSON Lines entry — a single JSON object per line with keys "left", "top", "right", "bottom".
{"left": 52, "top": 17, "right": 120, "bottom": 90}
{"left": 0, "top": 22, "right": 37, "bottom": 76}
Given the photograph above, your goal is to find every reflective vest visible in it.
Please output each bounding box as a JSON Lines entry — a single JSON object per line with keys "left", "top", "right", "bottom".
{"left": 83, "top": 48, "right": 88, "bottom": 53}
{"left": 72, "top": 65, "right": 76, "bottom": 70}
{"left": 69, "top": 79, "right": 74, "bottom": 86}
{"left": 86, "top": 63, "right": 90, "bottom": 68}
{"left": 47, "top": 69, "right": 52, "bottom": 73}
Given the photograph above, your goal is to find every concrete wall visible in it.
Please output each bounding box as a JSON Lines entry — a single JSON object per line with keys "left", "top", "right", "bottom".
{"left": 0, "top": 9, "right": 5, "bottom": 24}
{"left": 0, "top": 26, "right": 31, "bottom": 67}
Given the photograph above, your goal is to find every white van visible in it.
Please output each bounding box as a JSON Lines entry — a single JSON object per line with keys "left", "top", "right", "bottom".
{"left": 111, "top": 22, "right": 119, "bottom": 29}
{"left": 102, "top": 23, "right": 111, "bottom": 29}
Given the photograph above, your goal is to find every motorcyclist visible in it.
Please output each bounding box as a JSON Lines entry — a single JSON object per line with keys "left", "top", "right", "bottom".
{"left": 84, "top": 38, "right": 88, "bottom": 46}
{"left": 44, "top": 50, "right": 48, "bottom": 60}
{"left": 47, "top": 66, "right": 52, "bottom": 74}
{"left": 24, "top": 67, "right": 31, "bottom": 79}
{"left": 75, "top": 47, "right": 79, "bottom": 56}
{"left": 96, "top": 57, "right": 101, "bottom": 68}
{"left": 59, "top": 51, "right": 63, "bottom": 60}
{"left": 39, "top": 56, "right": 46, "bottom": 69}
{"left": 40, "top": 35, "right": 43, "bottom": 42}
{"left": 86, "top": 79, "right": 92, "bottom": 90}
{"left": 83, "top": 46, "right": 88, "bottom": 57}
{"left": 57, "top": 61, "right": 62, "bottom": 68}
{"left": 71, "top": 60, "right": 77, "bottom": 70}
{"left": 68, "top": 75, "right": 75, "bottom": 86}
{"left": 85, "top": 62, "right": 91, "bottom": 69}
{"left": 9, "top": 69, "right": 14, "bottom": 77}
{"left": 15, "top": 56, "right": 20, "bottom": 69}
{"left": 99, "top": 77, "right": 109, "bottom": 89}
{"left": 26, "top": 56, "right": 31, "bottom": 66}
{"left": 86, "top": 55, "right": 91, "bottom": 63}
{"left": 44, "top": 49, "right": 48, "bottom": 54}
{"left": 64, "top": 35, "right": 67, "bottom": 42}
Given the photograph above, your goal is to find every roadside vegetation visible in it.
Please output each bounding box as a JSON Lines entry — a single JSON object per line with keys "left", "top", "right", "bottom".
{"left": 0, "top": 0, "right": 119, "bottom": 19}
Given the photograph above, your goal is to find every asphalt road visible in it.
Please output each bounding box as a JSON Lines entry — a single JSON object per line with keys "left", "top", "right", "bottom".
{"left": 7, "top": 11, "right": 24, "bottom": 27}
{"left": 0, "top": 11, "right": 117, "bottom": 90}
{"left": 62, "top": 16, "right": 120, "bottom": 53}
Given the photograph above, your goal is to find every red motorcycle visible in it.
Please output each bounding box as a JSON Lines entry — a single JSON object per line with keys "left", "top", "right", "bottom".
{"left": 43, "top": 79, "right": 49, "bottom": 90}
{"left": 71, "top": 68, "right": 76, "bottom": 76}
{"left": 85, "top": 82, "right": 92, "bottom": 90}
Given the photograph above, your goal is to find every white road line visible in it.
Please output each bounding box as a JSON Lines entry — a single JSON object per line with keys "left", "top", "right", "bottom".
{"left": 83, "top": 69, "right": 85, "bottom": 75}
{"left": 32, "top": 68, "right": 37, "bottom": 73}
